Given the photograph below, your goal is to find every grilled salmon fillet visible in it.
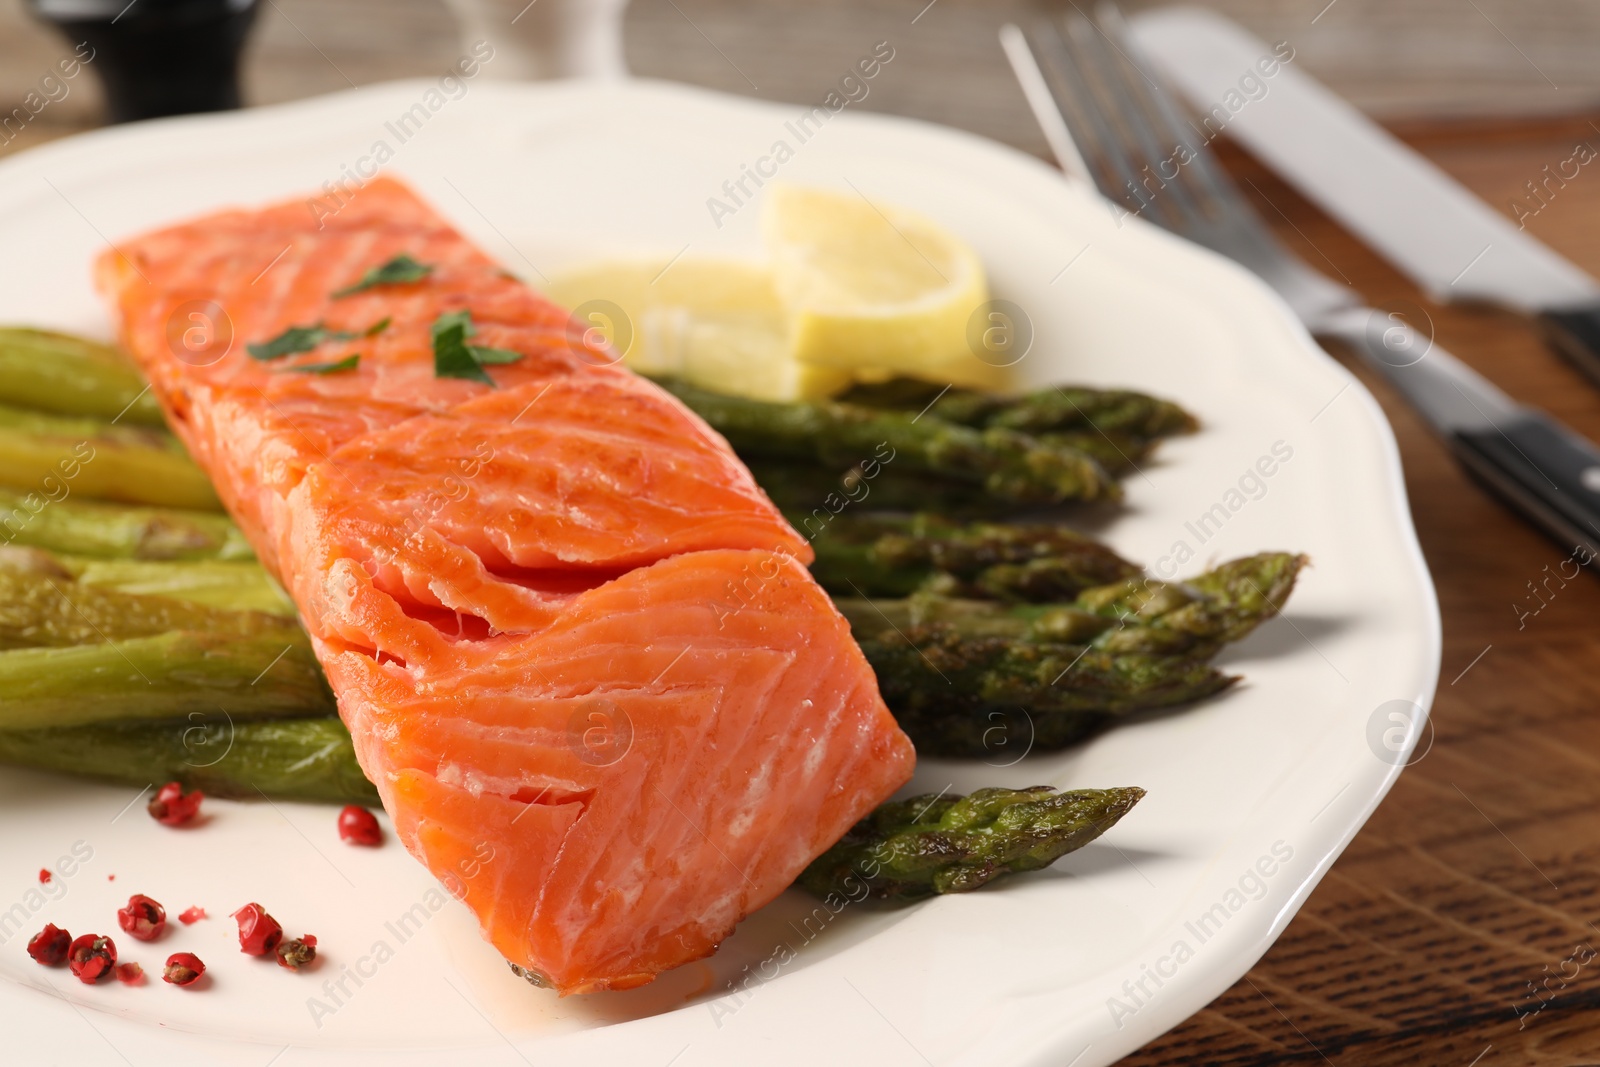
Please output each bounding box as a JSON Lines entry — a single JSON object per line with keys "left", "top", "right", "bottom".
{"left": 96, "top": 177, "right": 915, "bottom": 994}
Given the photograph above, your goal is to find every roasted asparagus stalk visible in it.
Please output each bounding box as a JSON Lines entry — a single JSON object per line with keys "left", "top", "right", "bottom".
{"left": 840, "top": 377, "right": 1198, "bottom": 440}
{"left": 0, "top": 631, "right": 334, "bottom": 731}
{"left": 0, "top": 548, "right": 330, "bottom": 729}
{"left": 0, "top": 717, "right": 376, "bottom": 805}
{"left": 48, "top": 556, "right": 291, "bottom": 615}
{"left": 0, "top": 404, "right": 220, "bottom": 510}
{"left": 744, "top": 459, "right": 993, "bottom": 516}
{"left": 655, "top": 377, "right": 1119, "bottom": 506}
{"left": 801, "top": 512, "right": 1140, "bottom": 601}
{"left": 837, "top": 552, "right": 1306, "bottom": 658}
{"left": 0, "top": 488, "right": 251, "bottom": 560}
{"left": 841, "top": 377, "right": 1197, "bottom": 478}
{"left": 798, "top": 786, "right": 1145, "bottom": 901}
{"left": 0, "top": 327, "right": 166, "bottom": 427}
{"left": 843, "top": 553, "right": 1305, "bottom": 756}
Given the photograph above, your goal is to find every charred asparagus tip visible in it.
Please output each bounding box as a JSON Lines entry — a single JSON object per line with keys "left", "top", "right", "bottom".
{"left": 798, "top": 785, "right": 1146, "bottom": 902}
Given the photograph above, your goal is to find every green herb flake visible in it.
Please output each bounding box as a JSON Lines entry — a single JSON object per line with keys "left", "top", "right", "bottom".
{"left": 468, "top": 346, "right": 523, "bottom": 365}
{"left": 431, "top": 309, "right": 473, "bottom": 343}
{"left": 287, "top": 354, "right": 361, "bottom": 375}
{"left": 333, "top": 254, "right": 434, "bottom": 298}
{"left": 432, "top": 312, "right": 494, "bottom": 386}
{"left": 363, "top": 316, "right": 392, "bottom": 337}
{"left": 246, "top": 323, "right": 352, "bottom": 361}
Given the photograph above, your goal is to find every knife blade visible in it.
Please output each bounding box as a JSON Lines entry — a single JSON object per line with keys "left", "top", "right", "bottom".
{"left": 1126, "top": 6, "right": 1600, "bottom": 385}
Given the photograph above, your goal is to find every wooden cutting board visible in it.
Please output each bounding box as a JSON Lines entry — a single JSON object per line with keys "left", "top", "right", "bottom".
{"left": 1118, "top": 114, "right": 1600, "bottom": 1067}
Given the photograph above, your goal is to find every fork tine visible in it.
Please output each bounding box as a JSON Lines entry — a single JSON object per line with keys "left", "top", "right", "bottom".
{"left": 1025, "top": 18, "right": 1151, "bottom": 218}
{"left": 1093, "top": 3, "right": 1258, "bottom": 224}
{"left": 1059, "top": 10, "right": 1215, "bottom": 234}
{"left": 1056, "top": 13, "right": 1203, "bottom": 227}
{"left": 1004, "top": 7, "right": 1360, "bottom": 325}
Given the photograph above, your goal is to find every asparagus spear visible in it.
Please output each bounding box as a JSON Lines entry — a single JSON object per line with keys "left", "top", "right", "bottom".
{"left": 0, "top": 488, "right": 251, "bottom": 560}
{"left": 842, "top": 553, "right": 1304, "bottom": 756}
{"left": 0, "top": 404, "right": 220, "bottom": 510}
{"left": 0, "top": 717, "right": 376, "bottom": 805}
{"left": 1037, "top": 429, "right": 1160, "bottom": 476}
{"left": 744, "top": 459, "right": 993, "bottom": 516}
{"left": 840, "top": 377, "right": 1199, "bottom": 440}
{"left": 0, "top": 631, "right": 333, "bottom": 730}
{"left": 656, "top": 377, "right": 1118, "bottom": 506}
{"left": 838, "top": 553, "right": 1305, "bottom": 659}
{"left": 0, "top": 549, "right": 293, "bottom": 648}
{"left": 798, "top": 786, "right": 1145, "bottom": 901}
{"left": 58, "top": 557, "right": 293, "bottom": 615}
{"left": 861, "top": 631, "right": 1235, "bottom": 744}
{"left": 840, "top": 379, "right": 1192, "bottom": 476}
{"left": 801, "top": 512, "right": 1140, "bottom": 601}
{"left": 0, "top": 550, "right": 330, "bottom": 728}
{"left": 0, "top": 328, "right": 166, "bottom": 427}
{"left": 1077, "top": 551, "right": 1307, "bottom": 654}
{"left": 751, "top": 434, "right": 1151, "bottom": 507}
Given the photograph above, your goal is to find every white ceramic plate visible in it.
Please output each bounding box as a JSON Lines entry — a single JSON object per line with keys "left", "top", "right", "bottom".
{"left": 0, "top": 80, "right": 1439, "bottom": 1066}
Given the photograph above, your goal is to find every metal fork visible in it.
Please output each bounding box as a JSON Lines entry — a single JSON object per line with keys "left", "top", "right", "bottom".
{"left": 998, "top": 6, "right": 1500, "bottom": 426}
{"left": 1001, "top": 7, "right": 1600, "bottom": 562}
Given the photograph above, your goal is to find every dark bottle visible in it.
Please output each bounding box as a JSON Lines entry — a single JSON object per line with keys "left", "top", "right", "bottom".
{"left": 27, "top": 0, "right": 259, "bottom": 123}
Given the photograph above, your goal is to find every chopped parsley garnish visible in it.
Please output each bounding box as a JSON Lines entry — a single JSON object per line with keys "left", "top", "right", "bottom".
{"left": 430, "top": 310, "right": 523, "bottom": 386}
{"left": 432, "top": 311, "right": 492, "bottom": 385}
{"left": 247, "top": 323, "right": 355, "bottom": 361}
{"left": 287, "top": 354, "right": 361, "bottom": 375}
{"left": 364, "top": 316, "right": 392, "bottom": 337}
{"left": 333, "top": 254, "right": 433, "bottom": 298}
{"left": 470, "top": 346, "right": 523, "bottom": 364}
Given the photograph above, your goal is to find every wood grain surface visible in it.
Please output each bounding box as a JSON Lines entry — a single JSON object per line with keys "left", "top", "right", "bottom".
{"left": 6, "top": 3, "right": 1600, "bottom": 1063}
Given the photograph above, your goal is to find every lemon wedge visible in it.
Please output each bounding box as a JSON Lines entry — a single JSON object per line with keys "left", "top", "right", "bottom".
{"left": 760, "top": 183, "right": 1002, "bottom": 390}
{"left": 548, "top": 185, "right": 1011, "bottom": 400}
{"left": 545, "top": 258, "right": 851, "bottom": 402}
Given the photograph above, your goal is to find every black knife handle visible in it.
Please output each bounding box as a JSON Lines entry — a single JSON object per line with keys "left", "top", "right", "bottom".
{"left": 1538, "top": 302, "right": 1600, "bottom": 388}
{"left": 1451, "top": 412, "right": 1600, "bottom": 564}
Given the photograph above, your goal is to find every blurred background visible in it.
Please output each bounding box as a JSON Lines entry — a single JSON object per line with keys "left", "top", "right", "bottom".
{"left": 3, "top": 0, "right": 1597, "bottom": 159}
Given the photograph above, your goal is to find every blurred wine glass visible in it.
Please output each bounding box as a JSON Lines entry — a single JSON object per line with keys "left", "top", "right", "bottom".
{"left": 440, "top": 0, "right": 630, "bottom": 80}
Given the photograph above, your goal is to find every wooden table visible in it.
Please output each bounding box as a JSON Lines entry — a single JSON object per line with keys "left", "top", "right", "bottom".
{"left": 7, "top": 3, "right": 1600, "bottom": 1062}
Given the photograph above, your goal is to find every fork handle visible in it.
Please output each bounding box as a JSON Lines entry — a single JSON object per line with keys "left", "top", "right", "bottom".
{"left": 1538, "top": 302, "right": 1600, "bottom": 390}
